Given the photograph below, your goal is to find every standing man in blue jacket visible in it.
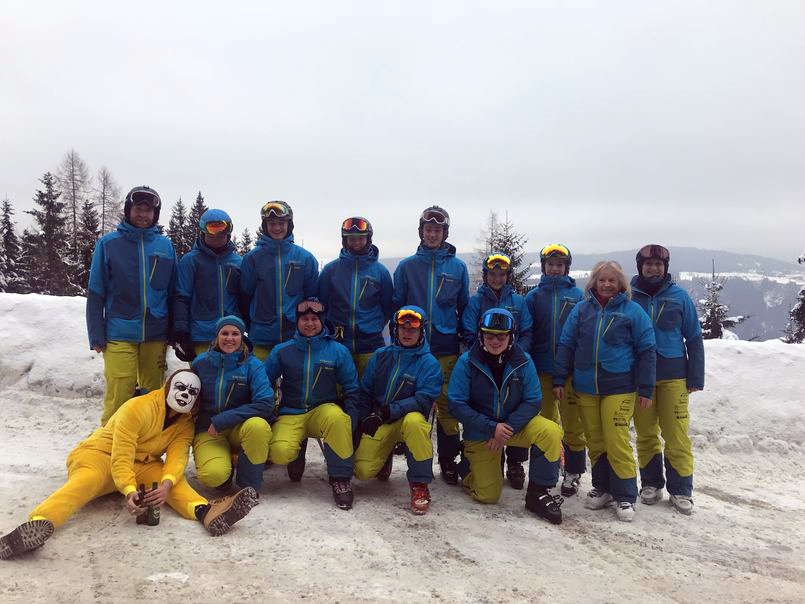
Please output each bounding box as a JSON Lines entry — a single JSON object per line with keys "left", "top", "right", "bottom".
{"left": 630, "top": 245, "right": 704, "bottom": 515}
{"left": 448, "top": 309, "right": 564, "bottom": 524}
{"left": 240, "top": 201, "right": 319, "bottom": 361}
{"left": 318, "top": 216, "right": 393, "bottom": 376}
{"left": 392, "top": 206, "right": 469, "bottom": 484}
{"left": 173, "top": 209, "right": 242, "bottom": 362}
{"left": 462, "top": 252, "right": 533, "bottom": 489}
{"left": 525, "top": 244, "right": 587, "bottom": 497}
{"left": 87, "top": 186, "right": 176, "bottom": 425}
{"left": 265, "top": 298, "right": 360, "bottom": 510}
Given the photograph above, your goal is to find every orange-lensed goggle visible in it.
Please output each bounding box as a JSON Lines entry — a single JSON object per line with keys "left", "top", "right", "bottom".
{"left": 395, "top": 309, "right": 422, "bottom": 329}
{"left": 203, "top": 220, "right": 231, "bottom": 235}
{"left": 485, "top": 254, "right": 511, "bottom": 271}
{"left": 342, "top": 217, "right": 369, "bottom": 233}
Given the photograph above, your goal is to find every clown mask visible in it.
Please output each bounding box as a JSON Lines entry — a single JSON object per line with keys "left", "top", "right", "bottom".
{"left": 165, "top": 370, "right": 201, "bottom": 414}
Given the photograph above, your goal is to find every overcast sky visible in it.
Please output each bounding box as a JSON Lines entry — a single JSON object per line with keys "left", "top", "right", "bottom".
{"left": 2, "top": 1, "right": 803, "bottom": 264}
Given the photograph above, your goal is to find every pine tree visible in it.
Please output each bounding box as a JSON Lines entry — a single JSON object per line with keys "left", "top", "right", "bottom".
{"left": 74, "top": 198, "right": 100, "bottom": 291}
{"left": 57, "top": 149, "right": 92, "bottom": 262}
{"left": 238, "top": 227, "right": 254, "bottom": 255}
{"left": 94, "top": 166, "right": 121, "bottom": 234}
{"left": 0, "top": 198, "right": 24, "bottom": 292}
{"left": 167, "top": 197, "right": 191, "bottom": 257}
{"left": 783, "top": 252, "right": 805, "bottom": 343}
{"left": 473, "top": 211, "right": 530, "bottom": 294}
{"left": 183, "top": 191, "right": 207, "bottom": 249}
{"left": 24, "top": 172, "right": 77, "bottom": 295}
{"left": 16, "top": 229, "right": 41, "bottom": 294}
{"left": 697, "top": 260, "right": 747, "bottom": 339}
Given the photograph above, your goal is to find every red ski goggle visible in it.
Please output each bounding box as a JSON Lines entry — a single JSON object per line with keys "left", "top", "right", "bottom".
{"left": 342, "top": 217, "right": 369, "bottom": 233}
{"left": 203, "top": 220, "right": 231, "bottom": 235}
{"left": 395, "top": 309, "right": 422, "bottom": 329}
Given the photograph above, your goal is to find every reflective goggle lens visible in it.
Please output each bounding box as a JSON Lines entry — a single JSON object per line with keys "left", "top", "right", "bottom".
{"left": 131, "top": 190, "right": 161, "bottom": 208}
{"left": 637, "top": 244, "right": 670, "bottom": 260}
{"left": 421, "top": 210, "right": 448, "bottom": 225}
{"left": 297, "top": 300, "right": 324, "bottom": 314}
{"left": 480, "top": 312, "right": 514, "bottom": 332}
{"left": 485, "top": 254, "right": 511, "bottom": 271}
{"left": 541, "top": 244, "right": 569, "bottom": 259}
{"left": 261, "top": 202, "right": 290, "bottom": 219}
{"left": 395, "top": 309, "right": 422, "bottom": 328}
{"left": 342, "top": 218, "right": 369, "bottom": 232}
{"left": 203, "top": 220, "right": 231, "bottom": 235}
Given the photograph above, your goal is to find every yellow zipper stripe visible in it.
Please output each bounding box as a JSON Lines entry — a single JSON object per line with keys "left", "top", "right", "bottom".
{"left": 304, "top": 341, "right": 312, "bottom": 408}
{"left": 655, "top": 301, "right": 666, "bottom": 324}
{"left": 216, "top": 365, "right": 224, "bottom": 412}
{"left": 218, "top": 264, "right": 224, "bottom": 316}
{"left": 428, "top": 258, "right": 435, "bottom": 341}
{"left": 311, "top": 366, "right": 324, "bottom": 391}
{"left": 277, "top": 250, "right": 283, "bottom": 341}
{"left": 224, "top": 381, "right": 236, "bottom": 408}
{"left": 351, "top": 264, "right": 359, "bottom": 352}
{"left": 384, "top": 354, "right": 402, "bottom": 404}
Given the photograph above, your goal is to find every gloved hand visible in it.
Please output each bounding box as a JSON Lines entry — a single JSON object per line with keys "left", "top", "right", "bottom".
{"left": 361, "top": 413, "right": 384, "bottom": 437}
{"left": 376, "top": 405, "right": 391, "bottom": 423}
{"left": 173, "top": 332, "right": 196, "bottom": 363}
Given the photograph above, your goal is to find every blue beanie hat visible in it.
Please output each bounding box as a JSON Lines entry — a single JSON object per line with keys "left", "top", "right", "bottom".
{"left": 215, "top": 315, "right": 246, "bottom": 334}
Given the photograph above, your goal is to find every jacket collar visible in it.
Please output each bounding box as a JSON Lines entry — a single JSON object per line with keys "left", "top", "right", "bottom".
{"left": 538, "top": 274, "right": 577, "bottom": 290}
{"left": 255, "top": 232, "right": 295, "bottom": 254}
{"left": 117, "top": 220, "right": 159, "bottom": 242}
{"left": 194, "top": 236, "right": 237, "bottom": 258}
{"left": 338, "top": 244, "right": 379, "bottom": 268}
{"left": 415, "top": 242, "right": 456, "bottom": 263}
{"left": 630, "top": 274, "right": 673, "bottom": 298}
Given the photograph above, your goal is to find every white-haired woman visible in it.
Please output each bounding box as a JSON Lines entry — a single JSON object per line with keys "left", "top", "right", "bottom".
{"left": 552, "top": 261, "right": 656, "bottom": 522}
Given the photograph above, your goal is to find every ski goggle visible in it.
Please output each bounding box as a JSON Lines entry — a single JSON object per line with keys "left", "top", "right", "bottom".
{"left": 479, "top": 311, "right": 514, "bottom": 333}
{"left": 296, "top": 299, "right": 324, "bottom": 315}
{"left": 202, "top": 220, "right": 232, "bottom": 235}
{"left": 342, "top": 217, "right": 370, "bottom": 233}
{"left": 130, "top": 189, "right": 161, "bottom": 209}
{"left": 395, "top": 309, "right": 423, "bottom": 329}
{"left": 421, "top": 209, "right": 449, "bottom": 226}
{"left": 485, "top": 254, "right": 511, "bottom": 271}
{"left": 261, "top": 201, "right": 290, "bottom": 220}
{"left": 637, "top": 244, "right": 670, "bottom": 260}
{"left": 540, "top": 244, "right": 570, "bottom": 259}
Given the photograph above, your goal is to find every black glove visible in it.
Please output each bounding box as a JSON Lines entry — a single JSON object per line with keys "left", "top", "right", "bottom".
{"left": 173, "top": 332, "right": 196, "bottom": 363}
{"left": 361, "top": 413, "right": 384, "bottom": 437}
{"left": 377, "top": 405, "right": 391, "bottom": 423}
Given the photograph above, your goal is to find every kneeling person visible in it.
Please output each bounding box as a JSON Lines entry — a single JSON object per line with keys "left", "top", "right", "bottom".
{"left": 265, "top": 298, "right": 359, "bottom": 510}
{"left": 448, "top": 309, "right": 564, "bottom": 524}
{"left": 0, "top": 370, "right": 258, "bottom": 560}
{"left": 354, "top": 306, "right": 443, "bottom": 514}
{"left": 192, "top": 316, "right": 275, "bottom": 493}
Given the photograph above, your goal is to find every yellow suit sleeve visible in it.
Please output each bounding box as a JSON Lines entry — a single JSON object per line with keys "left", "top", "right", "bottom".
{"left": 161, "top": 418, "right": 194, "bottom": 486}
{"left": 110, "top": 400, "right": 147, "bottom": 496}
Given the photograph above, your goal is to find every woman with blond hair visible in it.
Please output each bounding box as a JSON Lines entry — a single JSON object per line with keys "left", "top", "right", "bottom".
{"left": 552, "top": 261, "right": 656, "bottom": 522}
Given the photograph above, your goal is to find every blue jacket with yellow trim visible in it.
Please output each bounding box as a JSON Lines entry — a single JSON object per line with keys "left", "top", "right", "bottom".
{"left": 462, "top": 283, "right": 532, "bottom": 351}
{"left": 264, "top": 328, "right": 359, "bottom": 423}
{"left": 358, "top": 320, "right": 443, "bottom": 424}
{"left": 191, "top": 345, "right": 275, "bottom": 434}
{"left": 391, "top": 243, "right": 469, "bottom": 357}
{"left": 317, "top": 245, "right": 393, "bottom": 354}
{"left": 447, "top": 342, "right": 542, "bottom": 441}
{"left": 525, "top": 275, "right": 584, "bottom": 374}
{"left": 174, "top": 237, "right": 242, "bottom": 343}
{"left": 86, "top": 221, "right": 176, "bottom": 348}
{"left": 554, "top": 292, "right": 657, "bottom": 399}
{"left": 239, "top": 233, "right": 319, "bottom": 347}
{"left": 630, "top": 275, "right": 705, "bottom": 390}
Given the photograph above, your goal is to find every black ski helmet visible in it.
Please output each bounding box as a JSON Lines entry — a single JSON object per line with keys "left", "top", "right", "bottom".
{"left": 341, "top": 216, "right": 373, "bottom": 250}
{"left": 123, "top": 186, "right": 162, "bottom": 227}
{"left": 418, "top": 205, "right": 450, "bottom": 242}
{"left": 635, "top": 244, "right": 670, "bottom": 276}
{"left": 539, "top": 244, "right": 572, "bottom": 275}
{"left": 260, "top": 200, "right": 294, "bottom": 237}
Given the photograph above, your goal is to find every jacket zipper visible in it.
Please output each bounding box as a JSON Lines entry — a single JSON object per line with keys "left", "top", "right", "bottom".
{"left": 216, "top": 365, "right": 225, "bottom": 413}
{"left": 428, "top": 258, "right": 435, "bottom": 341}
{"left": 140, "top": 236, "right": 148, "bottom": 342}
{"left": 383, "top": 353, "right": 402, "bottom": 404}
{"left": 224, "top": 381, "right": 236, "bottom": 408}
{"left": 654, "top": 301, "right": 666, "bottom": 324}
{"left": 218, "top": 263, "right": 224, "bottom": 317}
{"left": 351, "top": 262, "right": 359, "bottom": 353}
{"left": 471, "top": 358, "right": 527, "bottom": 419}
{"left": 277, "top": 250, "right": 284, "bottom": 342}
{"left": 303, "top": 340, "right": 312, "bottom": 410}
{"left": 551, "top": 289, "right": 558, "bottom": 360}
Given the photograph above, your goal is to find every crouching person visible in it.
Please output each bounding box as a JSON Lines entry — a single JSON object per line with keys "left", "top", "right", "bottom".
{"left": 448, "top": 309, "right": 564, "bottom": 525}
{"left": 265, "top": 298, "right": 360, "bottom": 510}
{"left": 0, "top": 369, "right": 258, "bottom": 560}
{"left": 354, "top": 306, "right": 443, "bottom": 514}
{"left": 192, "top": 316, "right": 275, "bottom": 494}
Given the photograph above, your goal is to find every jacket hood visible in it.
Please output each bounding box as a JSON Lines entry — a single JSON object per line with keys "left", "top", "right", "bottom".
{"left": 193, "top": 235, "right": 237, "bottom": 258}
{"left": 117, "top": 220, "right": 161, "bottom": 242}
{"left": 469, "top": 339, "right": 529, "bottom": 372}
{"left": 630, "top": 274, "right": 673, "bottom": 296}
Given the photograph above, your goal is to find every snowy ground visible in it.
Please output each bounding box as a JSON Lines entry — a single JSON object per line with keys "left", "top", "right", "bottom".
{"left": 1, "top": 293, "right": 804, "bottom": 603}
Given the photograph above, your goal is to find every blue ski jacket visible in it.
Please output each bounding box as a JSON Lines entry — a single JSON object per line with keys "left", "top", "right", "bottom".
{"left": 554, "top": 292, "right": 657, "bottom": 399}
{"left": 317, "top": 245, "right": 393, "bottom": 354}
{"left": 630, "top": 275, "right": 705, "bottom": 390}
{"left": 192, "top": 344, "right": 276, "bottom": 434}
{"left": 525, "top": 275, "right": 584, "bottom": 374}
{"left": 448, "top": 340, "right": 543, "bottom": 442}
{"left": 462, "top": 283, "right": 532, "bottom": 351}
{"left": 264, "top": 328, "right": 359, "bottom": 425}
{"left": 174, "top": 237, "right": 242, "bottom": 343}
{"left": 357, "top": 309, "right": 443, "bottom": 424}
{"left": 239, "top": 233, "right": 318, "bottom": 347}
{"left": 391, "top": 243, "right": 469, "bottom": 357}
{"left": 86, "top": 221, "right": 177, "bottom": 348}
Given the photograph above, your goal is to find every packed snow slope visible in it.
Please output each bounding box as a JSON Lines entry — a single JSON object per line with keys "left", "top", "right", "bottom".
{"left": 1, "top": 293, "right": 804, "bottom": 603}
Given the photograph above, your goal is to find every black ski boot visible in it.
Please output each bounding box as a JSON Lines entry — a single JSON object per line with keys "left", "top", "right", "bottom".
{"left": 287, "top": 438, "right": 308, "bottom": 482}
{"left": 506, "top": 460, "right": 526, "bottom": 490}
{"left": 329, "top": 476, "right": 354, "bottom": 510}
{"left": 439, "top": 457, "right": 458, "bottom": 485}
{"left": 376, "top": 451, "right": 394, "bottom": 481}
{"left": 525, "top": 483, "right": 563, "bottom": 525}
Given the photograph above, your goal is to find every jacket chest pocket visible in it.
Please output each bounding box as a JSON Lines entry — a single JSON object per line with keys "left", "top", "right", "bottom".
{"left": 504, "top": 375, "right": 523, "bottom": 407}
{"left": 285, "top": 262, "right": 305, "bottom": 296}
{"left": 391, "top": 375, "right": 416, "bottom": 401}
{"left": 436, "top": 274, "right": 460, "bottom": 306}
{"left": 224, "top": 266, "right": 241, "bottom": 295}
{"left": 225, "top": 375, "right": 250, "bottom": 406}
{"left": 558, "top": 298, "right": 577, "bottom": 323}
{"left": 602, "top": 315, "right": 631, "bottom": 346}
{"left": 149, "top": 255, "right": 173, "bottom": 290}
{"left": 358, "top": 277, "right": 381, "bottom": 309}
{"left": 655, "top": 299, "right": 683, "bottom": 331}
{"left": 312, "top": 362, "right": 336, "bottom": 395}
